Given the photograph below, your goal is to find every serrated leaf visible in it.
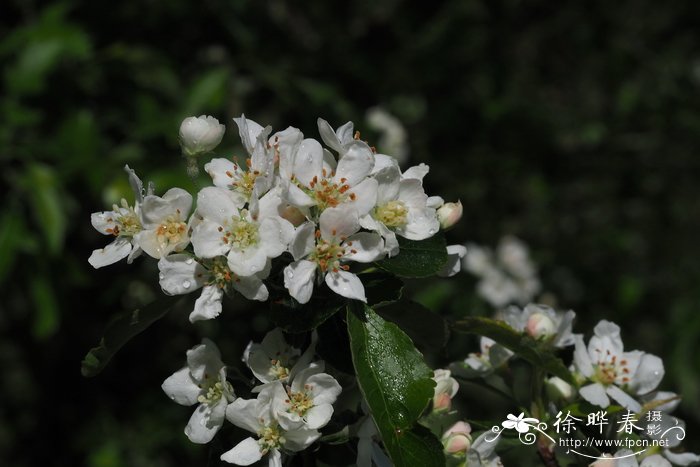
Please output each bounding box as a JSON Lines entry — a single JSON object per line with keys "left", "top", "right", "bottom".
{"left": 375, "top": 234, "right": 447, "bottom": 278}
{"left": 376, "top": 300, "right": 449, "bottom": 350}
{"left": 81, "top": 295, "right": 180, "bottom": 377}
{"left": 452, "top": 316, "right": 575, "bottom": 384}
{"left": 347, "top": 303, "right": 445, "bottom": 467}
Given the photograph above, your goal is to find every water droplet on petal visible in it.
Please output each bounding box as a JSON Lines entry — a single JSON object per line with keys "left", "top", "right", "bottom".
{"left": 428, "top": 228, "right": 436, "bottom": 235}
{"left": 185, "top": 258, "right": 194, "bottom": 265}
{"left": 199, "top": 418, "right": 206, "bottom": 426}
{"left": 286, "top": 270, "right": 294, "bottom": 278}
{"left": 159, "top": 273, "right": 165, "bottom": 280}
{"left": 183, "top": 280, "right": 191, "bottom": 289}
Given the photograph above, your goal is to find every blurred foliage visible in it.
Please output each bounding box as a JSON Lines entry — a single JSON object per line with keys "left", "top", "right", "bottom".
{"left": 1, "top": 0, "right": 700, "bottom": 465}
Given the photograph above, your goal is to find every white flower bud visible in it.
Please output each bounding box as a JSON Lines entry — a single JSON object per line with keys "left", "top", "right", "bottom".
{"left": 546, "top": 376, "right": 575, "bottom": 402}
{"left": 525, "top": 311, "right": 556, "bottom": 339}
{"left": 437, "top": 200, "right": 462, "bottom": 230}
{"left": 441, "top": 421, "right": 472, "bottom": 455}
{"left": 179, "top": 115, "right": 225, "bottom": 157}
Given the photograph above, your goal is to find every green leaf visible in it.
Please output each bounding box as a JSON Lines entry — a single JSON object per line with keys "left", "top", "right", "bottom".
{"left": 181, "top": 68, "right": 230, "bottom": 116}
{"left": 361, "top": 271, "right": 403, "bottom": 307}
{"left": 347, "top": 303, "right": 445, "bottom": 467}
{"left": 23, "top": 163, "right": 66, "bottom": 255}
{"left": 374, "top": 234, "right": 447, "bottom": 278}
{"left": 31, "top": 275, "right": 60, "bottom": 338}
{"left": 376, "top": 300, "right": 449, "bottom": 351}
{"left": 268, "top": 286, "right": 345, "bottom": 333}
{"left": 81, "top": 295, "right": 180, "bottom": 377}
{"left": 451, "top": 316, "right": 575, "bottom": 384}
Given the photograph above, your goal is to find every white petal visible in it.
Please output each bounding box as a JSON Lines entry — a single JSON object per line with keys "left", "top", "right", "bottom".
{"left": 228, "top": 246, "right": 268, "bottom": 277}
{"left": 305, "top": 404, "right": 334, "bottom": 430}
{"left": 663, "top": 450, "right": 700, "bottom": 466}
{"left": 398, "top": 206, "right": 439, "bottom": 240}
{"left": 220, "top": 437, "right": 263, "bottom": 465}
{"left": 140, "top": 188, "right": 192, "bottom": 227}
{"left": 274, "top": 126, "right": 303, "bottom": 180}
{"left": 317, "top": 118, "right": 343, "bottom": 153}
{"left": 161, "top": 367, "right": 200, "bottom": 406}
{"left": 282, "top": 181, "right": 316, "bottom": 208}
{"left": 426, "top": 195, "right": 444, "bottom": 209}
{"left": 573, "top": 334, "right": 594, "bottom": 377}
{"left": 196, "top": 187, "right": 243, "bottom": 225}
{"left": 232, "top": 275, "right": 269, "bottom": 301}
{"left": 282, "top": 426, "right": 322, "bottom": 452}
{"left": 371, "top": 153, "right": 399, "bottom": 175}
{"left": 258, "top": 217, "right": 295, "bottom": 258}
{"left": 225, "top": 398, "right": 264, "bottom": 433}
{"left": 158, "top": 254, "right": 207, "bottom": 295}
{"left": 606, "top": 385, "right": 642, "bottom": 412}
{"left": 319, "top": 205, "right": 360, "bottom": 242}
{"left": 373, "top": 165, "right": 401, "bottom": 206}
{"left": 284, "top": 260, "right": 317, "bottom": 304}
{"left": 187, "top": 339, "right": 224, "bottom": 381}
{"left": 204, "top": 158, "right": 241, "bottom": 190}
{"left": 631, "top": 353, "right": 664, "bottom": 395}
{"left": 124, "top": 164, "right": 145, "bottom": 203}
{"left": 325, "top": 270, "right": 366, "bottom": 302}
{"left": 185, "top": 401, "right": 224, "bottom": 444}
{"left": 290, "top": 221, "right": 316, "bottom": 261}
{"left": 191, "top": 220, "right": 230, "bottom": 259}
{"left": 402, "top": 163, "right": 429, "bottom": 181}
{"left": 233, "top": 114, "right": 265, "bottom": 155}
{"left": 348, "top": 178, "right": 378, "bottom": 217}
{"left": 640, "top": 455, "right": 672, "bottom": 467}
{"left": 342, "top": 233, "right": 385, "bottom": 263}
{"left": 305, "top": 373, "right": 342, "bottom": 406}
{"left": 292, "top": 138, "right": 323, "bottom": 187}
{"left": 334, "top": 141, "right": 374, "bottom": 187}
{"left": 268, "top": 449, "right": 282, "bottom": 467}
{"left": 88, "top": 237, "right": 132, "bottom": 268}
{"left": 90, "top": 210, "right": 119, "bottom": 235}
{"left": 322, "top": 148, "right": 337, "bottom": 174}
{"left": 190, "top": 285, "right": 224, "bottom": 322}
{"left": 579, "top": 383, "right": 610, "bottom": 408}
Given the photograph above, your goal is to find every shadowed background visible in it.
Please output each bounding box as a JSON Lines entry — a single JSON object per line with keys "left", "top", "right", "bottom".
{"left": 2, "top": 0, "right": 700, "bottom": 465}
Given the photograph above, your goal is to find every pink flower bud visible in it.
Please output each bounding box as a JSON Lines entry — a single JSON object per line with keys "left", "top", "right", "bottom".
{"left": 437, "top": 201, "right": 462, "bottom": 230}
{"left": 525, "top": 312, "right": 556, "bottom": 339}
{"left": 441, "top": 421, "right": 472, "bottom": 454}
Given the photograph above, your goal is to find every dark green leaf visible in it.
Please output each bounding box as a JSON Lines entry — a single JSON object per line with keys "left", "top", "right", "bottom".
{"left": 375, "top": 234, "right": 447, "bottom": 278}
{"left": 451, "top": 316, "right": 575, "bottom": 384}
{"left": 81, "top": 295, "right": 180, "bottom": 377}
{"left": 31, "top": 275, "right": 59, "bottom": 338}
{"left": 24, "top": 163, "right": 66, "bottom": 255}
{"left": 268, "top": 285, "right": 345, "bottom": 333}
{"left": 347, "top": 303, "right": 445, "bottom": 467}
{"left": 376, "top": 300, "right": 449, "bottom": 350}
{"left": 361, "top": 271, "right": 403, "bottom": 307}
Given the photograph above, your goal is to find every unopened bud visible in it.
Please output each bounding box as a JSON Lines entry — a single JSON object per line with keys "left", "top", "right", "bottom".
{"left": 437, "top": 201, "right": 462, "bottom": 230}
{"left": 545, "top": 376, "right": 575, "bottom": 402}
{"left": 441, "top": 421, "right": 472, "bottom": 455}
{"left": 179, "top": 115, "right": 225, "bottom": 157}
{"left": 525, "top": 312, "right": 556, "bottom": 340}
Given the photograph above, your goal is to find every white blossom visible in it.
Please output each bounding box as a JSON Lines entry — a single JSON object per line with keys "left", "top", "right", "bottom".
{"left": 243, "top": 328, "right": 317, "bottom": 388}
{"left": 460, "top": 336, "right": 513, "bottom": 376}
{"left": 221, "top": 384, "right": 321, "bottom": 467}
{"left": 133, "top": 187, "right": 193, "bottom": 259}
{"left": 89, "top": 165, "right": 151, "bottom": 268}
{"left": 438, "top": 244, "right": 468, "bottom": 277}
{"left": 158, "top": 254, "right": 269, "bottom": 322}
{"left": 572, "top": 320, "right": 664, "bottom": 411}
{"left": 270, "top": 362, "right": 342, "bottom": 430}
{"left": 191, "top": 187, "right": 294, "bottom": 277}
{"left": 179, "top": 115, "right": 225, "bottom": 156}
{"left": 161, "top": 338, "right": 234, "bottom": 444}
{"left": 502, "top": 303, "right": 576, "bottom": 347}
{"left": 284, "top": 205, "right": 385, "bottom": 304}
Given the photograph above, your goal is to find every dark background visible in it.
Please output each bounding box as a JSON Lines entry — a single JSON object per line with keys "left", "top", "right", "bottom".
{"left": 2, "top": 0, "right": 700, "bottom": 465}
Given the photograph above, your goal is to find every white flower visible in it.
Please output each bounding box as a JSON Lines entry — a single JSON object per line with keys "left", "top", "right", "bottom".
{"left": 221, "top": 384, "right": 321, "bottom": 467}
{"left": 572, "top": 320, "right": 665, "bottom": 411}
{"left": 360, "top": 163, "right": 440, "bottom": 257}
{"left": 190, "top": 187, "right": 294, "bottom": 277}
{"left": 270, "top": 362, "right": 342, "bottom": 430}
{"left": 161, "top": 338, "right": 234, "bottom": 444}
{"left": 179, "top": 115, "right": 225, "bottom": 156}
{"left": 279, "top": 125, "right": 378, "bottom": 217}
{"left": 463, "top": 236, "right": 541, "bottom": 308}
{"left": 283, "top": 205, "right": 385, "bottom": 304}
{"left": 432, "top": 369, "right": 459, "bottom": 412}
{"left": 205, "top": 115, "right": 280, "bottom": 200}
{"left": 158, "top": 254, "right": 269, "bottom": 322}
{"left": 89, "top": 165, "right": 151, "bottom": 268}
{"left": 133, "top": 187, "right": 193, "bottom": 259}
{"left": 438, "top": 244, "right": 468, "bottom": 277}
{"left": 502, "top": 303, "right": 576, "bottom": 347}
{"left": 243, "top": 328, "right": 317, "bottom": 388}
{"left": 461, "top": 336, "right": 513, "bottom": 375}
{"left": 437, "top": 200, "right": 463, "bottom": 230}
{"left": 467, "top": 431, "right": 503, "bottom": 466}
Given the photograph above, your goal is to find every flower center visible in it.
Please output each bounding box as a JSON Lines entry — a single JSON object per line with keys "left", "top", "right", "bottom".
{"left": 286, "top": 385, "right": 314, "bottom": 416}
{"left": 374, "top": 200, "right": 408, "bottom": 228}
{"left": 106, "top": 200, "right": 142, "bottom": 237}
{"left": 156, "top": 215, "right": 187, "bottom": 247}
{"left": 197, "top": 380, "right": 232, "bottom": 406}
{"left": 268, "top": 359, "right": 290, "bottom": 381}
{"left": 258, "top": 424, "right": 285, "bottom": 454}
{"left": 225, "top": 159, "right": 261, "bottom": 197}
{"left": 300, "top": 172, "right": 357, "bottom": 211}
{"left": 592, "top": 349, "right": 630, "bottom": 385}
{"left": 310, "top": 235, "right": 354, "bottom": 273}
{"left": 207, "top": 257, "right": 239, "bottom": 288}
{"left": 222, "top": 212, "right": 259, "bottom": 250}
